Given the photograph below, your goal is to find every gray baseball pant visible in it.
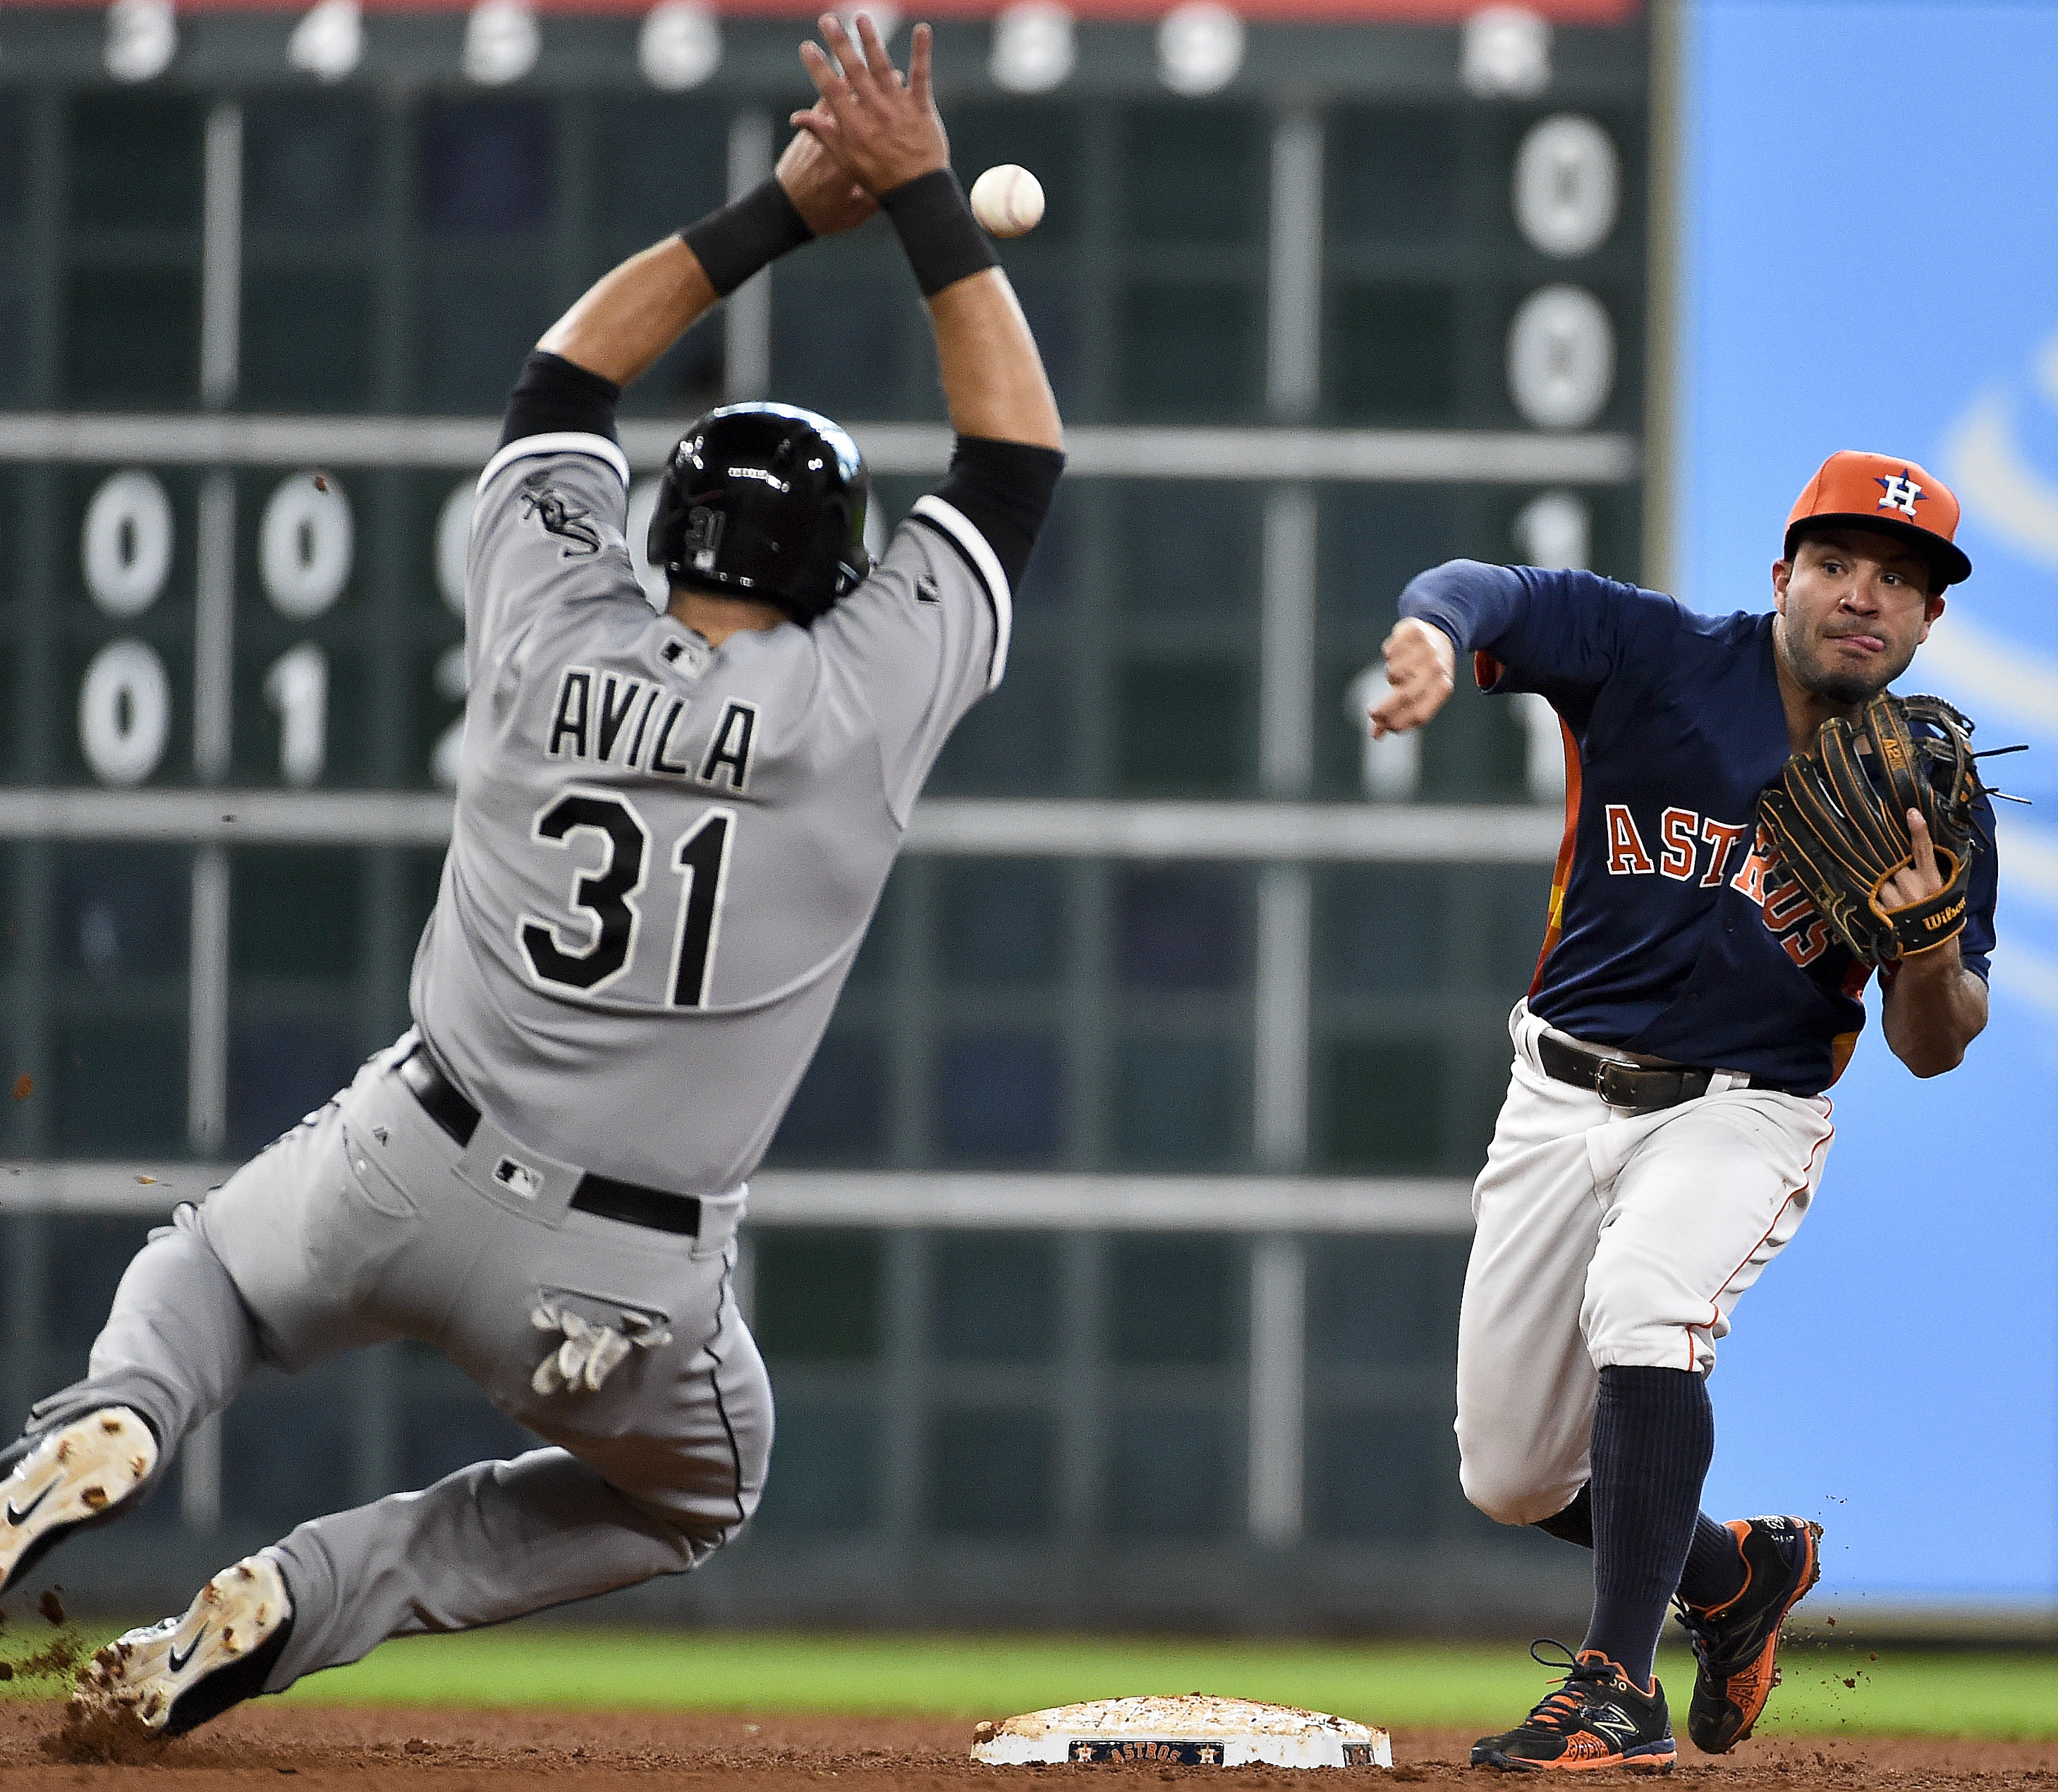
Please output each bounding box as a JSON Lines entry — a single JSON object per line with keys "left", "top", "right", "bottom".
{"left": 23, "top": 1033, "right": 774, "bottom": 1693}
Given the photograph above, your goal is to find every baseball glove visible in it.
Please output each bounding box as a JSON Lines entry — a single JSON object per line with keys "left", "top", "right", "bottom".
{"left": 1755, "top": 691, "right": 1983, "bottom": 965}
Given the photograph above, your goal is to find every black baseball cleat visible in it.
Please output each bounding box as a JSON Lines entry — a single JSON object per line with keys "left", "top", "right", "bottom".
{"left": 0, "top": 1407, "right": 158, "bottom": 1597}
{"left": 71, "top": 1554, "right": 294, "bottom": 1738}
{"left": 1674, "top": 1515, "right": 1822, "bottom": 1755}
{"left": 1471, "top": 1642, "right": 1676, "bottom": 1773}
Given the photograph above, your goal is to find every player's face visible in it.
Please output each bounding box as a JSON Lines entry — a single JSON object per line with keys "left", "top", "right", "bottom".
{"left": 1771, "top": 529, "right": 1945, "bottom": 705}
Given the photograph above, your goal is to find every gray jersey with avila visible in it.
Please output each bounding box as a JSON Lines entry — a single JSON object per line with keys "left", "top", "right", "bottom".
{"left": 410, "top": 429, "right": 1009, "bottom": 1196}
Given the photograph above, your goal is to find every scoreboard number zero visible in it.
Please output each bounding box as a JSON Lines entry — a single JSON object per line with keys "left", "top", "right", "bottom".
{"left": 75, "top": 469, "right": 671, "bottom": 792}
{"left": 79, "top": 470, "right": 180, "bottom": 788}
{"left": 68, "top": 110, "right": 1627, "bottom": 802}
{"left": 78, "top": 467, "right": 360, "bottom": 789}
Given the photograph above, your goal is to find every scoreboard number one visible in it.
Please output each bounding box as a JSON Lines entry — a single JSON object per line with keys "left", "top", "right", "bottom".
{"left": 257, "top": 473, "right": 353, "bottom": 787}
{"left": 262, "top": 643, "right": 329, "bottom": 788}
{"left": 74, "top": 470, "right": 360, "bottom": 787}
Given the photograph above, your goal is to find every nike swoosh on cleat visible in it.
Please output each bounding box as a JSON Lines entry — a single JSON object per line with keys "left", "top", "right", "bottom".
{"left": 166, "top": 1631, "right": 205, "bottom": 1675}
{"left": 4, "top": 1483, "right": 54, "bottom": 1528}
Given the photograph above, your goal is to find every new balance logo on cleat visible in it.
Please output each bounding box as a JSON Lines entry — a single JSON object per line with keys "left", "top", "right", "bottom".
{"left": 1471, "top": 1644, "right": 1676, "bottom": 1774}
{"left": 1588, "top": 1705, "right": 1641, "bottom": 1745}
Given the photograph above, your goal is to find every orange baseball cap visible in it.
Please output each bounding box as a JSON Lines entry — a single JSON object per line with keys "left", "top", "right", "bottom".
{"left": 1784, "top": 451, "right": 1971, "bottom": 588}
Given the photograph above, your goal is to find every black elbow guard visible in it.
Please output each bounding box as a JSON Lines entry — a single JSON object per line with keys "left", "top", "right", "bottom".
{"left": 932, "top": 436, "right": 1065, "bottom": 594}
{"left": 501, "top": 351, "right": 622, "bottom": 448}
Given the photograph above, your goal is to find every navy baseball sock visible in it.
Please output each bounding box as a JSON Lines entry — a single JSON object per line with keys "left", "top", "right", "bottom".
{"left": 1533, "top": 1483, "right": 1593, "bottom": 1546}
{"left": 1677, "top": 1509, "right": 1750, "bottom": 1610}
{"left": 1581, "top": 1364, "right": 1715, "bottom": 1686}
{"left": 1535, "top": 1485, "right": 1749, "bottom": 1611}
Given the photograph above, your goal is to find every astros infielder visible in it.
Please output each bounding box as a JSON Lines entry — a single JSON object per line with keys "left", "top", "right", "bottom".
{"left": 1371, "top": 453, "right": 1998, "bottom": 1771}
{"left": 0, "top": 16, "right": 1061, "bottom": 1736}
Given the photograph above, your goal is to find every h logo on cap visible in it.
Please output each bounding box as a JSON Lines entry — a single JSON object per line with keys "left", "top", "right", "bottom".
{"left": 1876, "top": 470, "right": 1923, "bottom": 519}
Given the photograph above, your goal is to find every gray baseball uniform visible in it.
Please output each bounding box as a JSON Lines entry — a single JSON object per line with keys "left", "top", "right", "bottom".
{"left": 25, "top": 426, "right": 1013, "bottom": 1691}
{"left": 418, "top": 430, "right": 1008, "bottom": 1197}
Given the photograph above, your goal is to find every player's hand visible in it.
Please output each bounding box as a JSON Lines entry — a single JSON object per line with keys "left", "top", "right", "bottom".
{"left": 791, "top": 14, "right": 950, "bottom": 197}
{"left": 1877, "top": 807, "right": 1946, "bottom": 910}
{"left": 774, "top": 126, "right": 877, "bottom": 237}
{"left": 1370, "top": 617, "right": 1456, "bottom": 737}
{"left": 1878, "top": 808, "right": 1965, "bottom": 982}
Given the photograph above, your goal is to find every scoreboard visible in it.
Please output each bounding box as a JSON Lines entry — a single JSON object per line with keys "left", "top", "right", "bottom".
{"left": 0, "top": 0, "right": 1656, "bottom": 1620}
{"left": 51, "top": 462, "right": 470, "bottom": 792}
{"left": 0, "top": 0, "right": 1652, "bottom": 1174}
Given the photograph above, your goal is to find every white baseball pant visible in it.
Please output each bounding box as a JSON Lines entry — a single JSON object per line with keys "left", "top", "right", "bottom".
{"left": 1455, "top": 1001, "right": 1834, "bottom": 1527}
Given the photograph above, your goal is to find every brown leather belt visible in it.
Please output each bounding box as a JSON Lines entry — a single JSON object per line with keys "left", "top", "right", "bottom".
{"left": 397, "top": 1044, "right": 700, "bottom": 1238}
{"left": 1536, "top": 1033, "right": 1757, "bottom": 1111}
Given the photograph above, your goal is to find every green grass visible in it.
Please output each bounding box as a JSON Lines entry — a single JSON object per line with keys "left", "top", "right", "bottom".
{"left": 255, "top": 1631, "right": 2058, "bottom": 1739}
{"left": 11, "top": 1626, "right": 2057, "bottom": 1739}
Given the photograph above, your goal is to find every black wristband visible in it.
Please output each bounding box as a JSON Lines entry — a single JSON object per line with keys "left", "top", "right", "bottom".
{"left": 879, "top": 169, "right": 999, "bottom": 300}
{"left": 680, "top": 179, "right": 815, "bottom": 299}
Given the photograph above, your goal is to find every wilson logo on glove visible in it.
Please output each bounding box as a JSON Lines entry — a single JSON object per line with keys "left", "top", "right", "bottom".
{"left": 1756, "top": 691, "right": 1985, "bottom": 966}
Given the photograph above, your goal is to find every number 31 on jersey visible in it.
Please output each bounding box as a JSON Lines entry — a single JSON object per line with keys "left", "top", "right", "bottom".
{"left": 518, "top": 789, "right": 734, "bottom": 1008}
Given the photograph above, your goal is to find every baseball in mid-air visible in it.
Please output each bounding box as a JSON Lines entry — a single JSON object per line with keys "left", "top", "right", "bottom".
{"left": 969, "top": 164, "right": 1045, "bottom": 237}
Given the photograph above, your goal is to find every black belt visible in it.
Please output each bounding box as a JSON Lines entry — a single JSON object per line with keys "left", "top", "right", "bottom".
{"left": 396, "top": 1045, "right": 700, "bottom": 1238}
{"left": 1537, "top": 1034, "right": 1757, "bottom": 1111}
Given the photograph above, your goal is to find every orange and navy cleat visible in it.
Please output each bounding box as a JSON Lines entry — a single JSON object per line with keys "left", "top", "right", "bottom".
{"left": 1470, "top": 1642, "right": 1676, "bottom": 1773}
{"left": 1674, "top": 1515, "right": 1823, "bottom": 1755}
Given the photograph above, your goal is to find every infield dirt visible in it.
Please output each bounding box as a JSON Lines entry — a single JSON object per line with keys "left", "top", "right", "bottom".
{"left": 1, "top": 1705, "right": 2057, "bottom": 1786}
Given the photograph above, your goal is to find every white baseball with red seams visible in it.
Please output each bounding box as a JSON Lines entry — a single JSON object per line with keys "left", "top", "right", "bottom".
{"left": 969, "top": 163, "right": 1045, "bottom": 236}
{"left": 1453, "top": 1001, "right": 1835, "bottom": 1527}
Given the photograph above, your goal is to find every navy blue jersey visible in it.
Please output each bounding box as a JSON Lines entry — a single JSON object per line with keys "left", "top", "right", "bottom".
{"left": 1400, "top": 561, "right": 1999, "bottom": 1095}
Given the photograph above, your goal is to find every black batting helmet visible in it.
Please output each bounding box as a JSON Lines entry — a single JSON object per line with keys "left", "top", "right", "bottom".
{"left": 647, "top": 402, "right": 871, "bottom": 625}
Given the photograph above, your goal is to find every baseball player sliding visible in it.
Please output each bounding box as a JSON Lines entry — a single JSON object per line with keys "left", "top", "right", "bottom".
{"left": 0, "top": 16, "right": 1060, "bottom": 1736}
{"left": 1373, "top": 453, "right": 2000, "bottom": 1772}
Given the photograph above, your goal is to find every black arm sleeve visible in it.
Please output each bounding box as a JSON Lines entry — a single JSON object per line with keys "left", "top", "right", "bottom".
{"left": 930, "top": 435, "right": 1065, "bottom": 594}
{"left": 499, "top": 350, "right": 623, "bottom": 449}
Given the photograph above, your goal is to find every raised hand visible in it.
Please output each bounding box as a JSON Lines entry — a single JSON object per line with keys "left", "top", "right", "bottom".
{"left": 1370, "top": 616, "right": 1457, "bottom": 737}
{"left": 774, "top": 124, "right": 877, "bottom": 237}
{"left": 791, "top": 13, "right": 949, "bottom": 197}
